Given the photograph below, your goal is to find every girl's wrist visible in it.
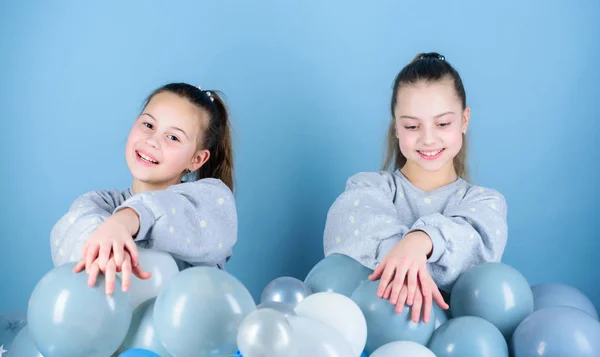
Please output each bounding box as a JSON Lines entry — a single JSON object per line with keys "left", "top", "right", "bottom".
{"left": 405, "top": 230, "right": 433, "bottom": 257}
{"left": 112, "top": 208, "right": 140, "bottom": 237}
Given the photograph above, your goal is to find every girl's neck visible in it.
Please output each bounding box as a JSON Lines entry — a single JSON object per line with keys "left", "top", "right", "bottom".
{"left": 131, "top": 178, "right": 179, "bottom": 193}
{"left": 400, "top": 161, "right": 458, "bottom": 192}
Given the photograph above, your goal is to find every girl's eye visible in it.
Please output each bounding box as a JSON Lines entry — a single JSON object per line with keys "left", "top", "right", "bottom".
{"left": 167, "top": 135, "right": 179, "bottom": 142}
{"left": 143, "top": 122, "right": 153, "bottom": 129}
{"left": 404, "top": 126, "right": 418, "bottom": 130}
{"left": 438, "top": 122, "right": 451, "bottom": 127}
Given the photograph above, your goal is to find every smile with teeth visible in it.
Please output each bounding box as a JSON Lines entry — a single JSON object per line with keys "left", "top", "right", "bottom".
{"left": 418, "top": 149, "right": 444, "bottom": 156}
{"left": 137, "top": 151, "right": 159, "bottom": 164}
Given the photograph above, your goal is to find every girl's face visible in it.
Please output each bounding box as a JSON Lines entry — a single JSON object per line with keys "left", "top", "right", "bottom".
{"left": 394, "top": 79, "right": 470, "bottom": 176}
{"left": 125, "top": 92, "right": 209, "bottom": 191}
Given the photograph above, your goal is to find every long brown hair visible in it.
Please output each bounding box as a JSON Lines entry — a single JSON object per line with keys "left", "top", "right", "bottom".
{"left": 144, "top": 83, "right": 234, "bottom": 191}
{"left": 383, "top": 52, "right": 469, "bottom": 180}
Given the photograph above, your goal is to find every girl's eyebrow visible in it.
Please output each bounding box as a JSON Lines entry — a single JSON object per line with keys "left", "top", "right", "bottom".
{"left": 142, "top": 112, "right": 189, "bottom": 139}
{"left": 398, "top": 111, "right": 455, "bottom": 120}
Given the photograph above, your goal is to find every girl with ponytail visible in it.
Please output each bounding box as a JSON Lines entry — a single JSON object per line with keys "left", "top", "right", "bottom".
{"left": 51, "top": 83, "right": 237, "bottom": 295}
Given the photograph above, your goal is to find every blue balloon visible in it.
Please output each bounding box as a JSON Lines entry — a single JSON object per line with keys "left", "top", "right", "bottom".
{"left": 119, "top": 348, "right": 161, "bottom": 357}
{"left": 121, "top": 298, "right": 172, "bottom": 356}
{"left": 6, "top": 326, "right": 43, "bottom": 357}
{"left": 0, "top": 311, "right": 27, "bottom": 352}
{"left": 305, "top": 254, "right": 373, "bottom": 297}
{"left": 432, "top": 302, "right": 450, "bottom": 330}
{"left": 350, "top": 279, "right": 436, "bottom": 354}
{"left": 27, "top": 262, "right": 132, "bottom": 357}
{"left": 531, "top": 283, "right": 598, "bottom": 320}
{"left": 451, "top": 262, "right": 533, "bottom": 339}
{"left": 153, "top": 266, "right": 256, "bottom": 357}
{"left": 361, "top": 350, "right": 369, "bottom": 357}
{"left": 511, "top": 306, "right": 600, "bottom": 357}
{"left": 428, "top": 316, "right": 508, "bottom": 357}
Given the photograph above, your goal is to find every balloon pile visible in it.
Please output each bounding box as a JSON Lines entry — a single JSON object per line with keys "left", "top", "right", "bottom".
{"left": 300, "top": 254, "right": 600, "bottom": 357}
{"left": 2, "top": 251, "right": 600, "bottom": 357}
{"left": 4, "top": 248, "right": 256, "bottom": 357}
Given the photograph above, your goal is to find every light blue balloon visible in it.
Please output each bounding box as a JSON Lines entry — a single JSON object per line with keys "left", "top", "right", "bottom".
{"left": 451, "top": 262, "right": 533, "bottom": 339}
{"left": 511, "top": 306, "right": 600, "bottom": 357}
{"left": 27, "top": 262, "right": 132, "bottom": 357}
{"left": 121, "top": 298, "right": 172, "bottom": 356}
{"left": 350, "top": 279, "right": 436, "bottom": 354}
{"left": 531, "top": 283, "right": 598, "bottom": 320}
{"left": 153, "top": 266, "right": 256, "bottom": 357}
{"left": 0, "top": 311, "right": 27, "bottom": 352}
{"left": 305, "top": 254, "right": 373, "bottom": 297}
{"left": 119, "top": 348, "right": 161, "bottom": 357}
{"left": 428, "top": 316, "right": 508, "bottom": 357}
{"left": 6, "top": 326, "right": 44, "bottom": 357}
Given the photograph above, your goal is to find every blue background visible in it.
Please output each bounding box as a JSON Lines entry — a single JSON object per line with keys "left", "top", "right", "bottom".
{"left": 1, "top": 1, "right": 599, "bottom": 312}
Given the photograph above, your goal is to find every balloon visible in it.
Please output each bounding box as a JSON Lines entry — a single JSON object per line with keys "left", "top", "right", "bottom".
{"left": 531, "top": 283, "right": 598, "bottom": 320}
{"left": 0, "top": 311, "right": 27, "bottom": 352}
{"left": 511, "top": 306, "right": 600, "bottom": 357}
{"left": 428, "top": 316, "right": 508, "bottom": 357}
{"left": 27, "top": 262, "right": 132, "bottom": 357}
{"left": 432, "top": 302, "right": 449, "bottom": 330}
{"left": 260, "top": 277, "right": 312, "bottom": 308}
{"left": 125, "top": 247, "right": 179, "bottom": 309}
{"left": 256, "top": 301, "right": 296, "bottom": 318}
{"left": 370, "top": 341, "right": 436, "bottom": 357}
{"left": 451, "top": 262, "right": 533, "bottom": 339}
{"left": 294, "top": 292, "right": 367, "bottom": 357}
{"left": 119, "top": 349, "right": 161, "bottom": 357}
{"left": 236, "top": 308, "right": 294, "bottom": 357}
{"left": 305, "top": 254, "right": 372, "bottom": 297}
{"left": 287, "top": 315, "right": 354, "bottom": 357}
{"left": 153, "top": 266, "right": 256, "bottom": 357}
{"left": 6, "top": 326, "right": 43, "bottom": 357}
{"left": 350, "top": 279, "right": 436, "bottom": 354}
{"left": 120, "top": 298, "right": 172, "bottom": 356}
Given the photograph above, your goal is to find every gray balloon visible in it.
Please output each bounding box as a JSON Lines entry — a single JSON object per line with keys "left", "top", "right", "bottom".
{"left": 121, "top": 298, "right": 172, "bottom": 356}
{"left": 237, "top": 308, "right": 294, "bottom": 357}
{"left": 153, "top": 266, "right": 256, "bottom": 357}
{"left": 6, "top": 326, "right": 43, "bottom": 357}
{"left": 27, "top": 262, "right": 132, "bottom": 357}
{"left": 351, "top": 279, "right": 436, "bottom": 354}
{"left": 304, "top": 254, "right": 373, "bottom": 297}
{"left": 257, "top": 301, "right": 296, "bottom": 318}
{"left": 260, "top": 277, "right": 312, "bottom": 308}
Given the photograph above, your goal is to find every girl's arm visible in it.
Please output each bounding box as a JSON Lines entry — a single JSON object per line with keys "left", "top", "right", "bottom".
{"left": 115, "top": 178, "right": 237, "bottom": 268}
{"left": 50, "top": 190, "right": 123, "bottom": 266}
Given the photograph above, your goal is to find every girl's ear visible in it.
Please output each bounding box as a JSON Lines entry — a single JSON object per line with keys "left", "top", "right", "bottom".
{"left": 462, "top": 106, "right": 471, "bottom": 134}
{"left": 189, "top": 149, "right": 210, "bottom": 172}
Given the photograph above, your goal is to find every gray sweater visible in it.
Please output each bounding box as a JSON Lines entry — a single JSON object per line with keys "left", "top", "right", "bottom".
{"left": 324, "top": 170, "right": 508, "bottom": 292}
{"left": 50, "top": 178, "right": 237, "bottom": 270}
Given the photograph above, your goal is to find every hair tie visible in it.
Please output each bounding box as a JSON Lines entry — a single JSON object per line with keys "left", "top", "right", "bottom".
{"left": 420, "top": 53, "right": 445, "bottom": 61}
{"left": 196, "top": 85, "right": 215, "bottom": 102}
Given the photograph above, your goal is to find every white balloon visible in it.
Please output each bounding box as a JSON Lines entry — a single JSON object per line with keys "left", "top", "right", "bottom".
{"left": 124, "top": 248, "right": 180, "bottom": 309}
{"left": 370, "top": 341, "right": 437, "bottom": 357}
{"left": 294, "top": 292, "right": 367, "bottom": 357}
{"left": 287, "top": 316, "right": 354, "bottom": 357}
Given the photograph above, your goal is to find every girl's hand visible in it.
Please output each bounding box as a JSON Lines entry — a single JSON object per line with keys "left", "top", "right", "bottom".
{"left": 74, "top": 251, "right": 151, "bottom": 295}
{"left": 368, "top": 231, "right": 449, "bottom": 323}
{"left": 79, "top": 208, "right": 141, "bottom": 274}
